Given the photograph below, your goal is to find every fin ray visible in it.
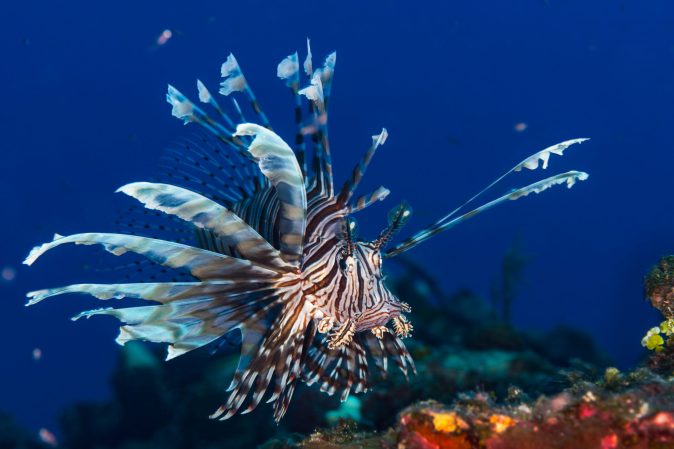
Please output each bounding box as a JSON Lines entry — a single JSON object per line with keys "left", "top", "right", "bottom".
{"left": 24, "top": 232, "right": 279, "bottom": 280}
{"left": 117, "top": 182, "right": 292, "bottom": 272}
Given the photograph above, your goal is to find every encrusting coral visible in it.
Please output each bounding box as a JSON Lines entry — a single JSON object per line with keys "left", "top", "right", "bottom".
{"left": 283, "top": 367, "right": 674, "bottom": 449}
{"left": 10, "top": 252, "right": 674, "bottom": 449}
{"left": 641, "top": 256, "right": 674, "bottom": 372}
{"left": 644, "top": 256, "right": 674, "bottom": 318}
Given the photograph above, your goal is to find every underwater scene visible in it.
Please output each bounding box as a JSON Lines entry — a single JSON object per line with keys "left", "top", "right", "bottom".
{"left": 3, "top": 0, "right": 674, "bottom": 448}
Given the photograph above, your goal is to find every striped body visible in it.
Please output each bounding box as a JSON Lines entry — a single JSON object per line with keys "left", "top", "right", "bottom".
{"left": 24, "top": 43, "right": 589, "bottom": 422}
{"left": 302, "top": 239, "right": 402, "bottom": 332}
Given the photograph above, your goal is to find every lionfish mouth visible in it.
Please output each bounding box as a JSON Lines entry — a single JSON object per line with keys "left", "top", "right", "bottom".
{"left": 23, "top": 41, "right": 589, "bottom": 422}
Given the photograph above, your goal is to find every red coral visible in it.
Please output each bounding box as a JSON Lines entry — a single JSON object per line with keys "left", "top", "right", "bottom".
{"left": 578, "top": 402, "right": 597, "bottom": 419}
{"left": 398, "top": 411, "right": 473, "bottom": 449}
{"left": 600, "top": 433, "right": 619, "bottom": 449}
{"left": 396, "top": 383, "right": 674, "bottom": 449}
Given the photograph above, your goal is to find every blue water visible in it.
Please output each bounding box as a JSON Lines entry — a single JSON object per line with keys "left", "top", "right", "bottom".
{"left": 1, "top": 0, "right": 671, "bottom": 434}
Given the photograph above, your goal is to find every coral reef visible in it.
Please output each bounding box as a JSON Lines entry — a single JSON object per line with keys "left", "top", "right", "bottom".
{"left": 292, "top": 367, "right": 674, "bottom": 449}
{"left": 641, "top": 256, "right": 674, "bottom": 373}
{"left": 5, "top": 249, "right": 670, "bottom": 449}
{"left": 489, "top": 237, "right": 530, "bottom": 324}
{"left": 644, "top": 256, "right": 674, "bottom": 318}
{"left": 398, "top": 373, "right": 674, "bottom": 449}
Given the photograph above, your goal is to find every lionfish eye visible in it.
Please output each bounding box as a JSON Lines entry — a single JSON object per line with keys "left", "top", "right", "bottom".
{"left": 339, "top": 257, "right": 348, "bottom": 271}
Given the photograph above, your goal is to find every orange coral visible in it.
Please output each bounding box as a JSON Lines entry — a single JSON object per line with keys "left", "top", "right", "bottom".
{"left": 488, "top": 415, "right": 515, "bottom": 434}
{"left": 432, "top": 412, "right": 469, "bottom": 433}
{"left": 399, "top": 410, "right": 472, "bottom": 449}
{"left": 395, "top": 386, "right": 674, "bottom": 449}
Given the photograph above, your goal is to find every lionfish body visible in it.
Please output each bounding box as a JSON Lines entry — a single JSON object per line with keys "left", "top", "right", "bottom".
{"left": 25, "top": 44, "right": 590, "bottom": 421}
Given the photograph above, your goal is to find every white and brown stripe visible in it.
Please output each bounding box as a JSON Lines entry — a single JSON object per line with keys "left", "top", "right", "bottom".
{"left": 24, "top": 42, "right": 585, "bottom": 425}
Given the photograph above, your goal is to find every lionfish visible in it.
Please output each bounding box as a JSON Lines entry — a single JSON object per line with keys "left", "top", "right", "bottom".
{"left": 24, "top": 42, "right": 589, "bottom": 422}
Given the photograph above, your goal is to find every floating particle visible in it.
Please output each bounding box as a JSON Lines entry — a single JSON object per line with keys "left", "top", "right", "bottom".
{"left": 514, "top": 122, "right": 528, "bottom": 132}
{"left": 32, "top": 348, "right": 42, "bottom": 361}
{"left": 39, "top": 428, "right": 58, "bottom": 447}
{"left": 1, "top": 266, "right": 16, "bottom": 282}
{"left": 156, "top": 29, "right": 173, "bottom": 46}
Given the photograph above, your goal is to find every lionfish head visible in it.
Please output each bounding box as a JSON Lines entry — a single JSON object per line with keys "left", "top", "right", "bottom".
{"left": 329, "top": 204, "right": 414, "bottom": 341}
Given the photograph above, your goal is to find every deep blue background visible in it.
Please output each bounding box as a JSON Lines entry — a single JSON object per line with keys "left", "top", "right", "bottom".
{"left": 1, "top": 0, "right": 672, "bottom": 434}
